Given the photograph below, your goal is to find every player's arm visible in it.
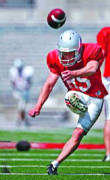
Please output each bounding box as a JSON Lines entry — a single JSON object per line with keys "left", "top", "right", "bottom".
{"left": 97, "top": 29, "right": 107, "bottom": 57}
{"left": 28, "top": 72, "right": 59, "bottom": 117}
{"left": 62, "top": 60, "right": 99, "bottom": 81}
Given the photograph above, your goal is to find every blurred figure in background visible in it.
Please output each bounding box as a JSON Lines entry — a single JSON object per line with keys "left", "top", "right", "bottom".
{"left": 97, "top": 27, "right": 110, "bottom": 161}
{"left": 9, "top": 58, "right": 34, "bottom": 126}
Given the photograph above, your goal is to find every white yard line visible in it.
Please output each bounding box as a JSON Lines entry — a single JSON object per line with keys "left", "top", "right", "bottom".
{"left": 0, "top": 165, "right": 110, "bottom": 168}
{"left": 0, "top": 173, "right": 110, "bottom": 176}
{"left": 0, "top": 153, "right": 103, "bottom": 157}
{"left": 0, "top": 173, "right": 47, "bottom": 175}
{"left": 0, "top": 158, "right": 102, "bottom": 161}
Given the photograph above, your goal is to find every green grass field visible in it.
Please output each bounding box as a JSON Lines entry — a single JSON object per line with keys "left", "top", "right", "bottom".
{"left": 0, "top": 128, "right": 110, "bottom": 180}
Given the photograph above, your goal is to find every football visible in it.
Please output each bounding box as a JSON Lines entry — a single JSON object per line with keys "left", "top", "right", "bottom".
{"left": 47, "top": 8, "right": 66, "bottom": 29}
{"left": 16, "top": 140, "right": 31, "bottom": 151}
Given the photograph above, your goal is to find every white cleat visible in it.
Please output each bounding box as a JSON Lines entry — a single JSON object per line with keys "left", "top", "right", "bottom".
{"left": 103, "top": 155, "right": 110, "bottom": 162}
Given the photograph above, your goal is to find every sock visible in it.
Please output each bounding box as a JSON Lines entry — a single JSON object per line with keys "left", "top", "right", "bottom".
{"left": 51, "top": 160, "right": 59, "bottom": 168}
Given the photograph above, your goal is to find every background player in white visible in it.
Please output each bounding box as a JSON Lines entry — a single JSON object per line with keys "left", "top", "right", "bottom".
{"left": 97, "top": 27, "right": 110, "bottom": 161}
{"left": 9, "top": 58, "right": 34, "bottom": 126}
{"left": 29, "top": 30, "right": 107, "bottom": 175}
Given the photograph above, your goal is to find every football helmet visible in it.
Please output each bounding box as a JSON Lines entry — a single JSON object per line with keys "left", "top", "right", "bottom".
{"left": 57, "top": 30, "right": 82, "bottom": 67}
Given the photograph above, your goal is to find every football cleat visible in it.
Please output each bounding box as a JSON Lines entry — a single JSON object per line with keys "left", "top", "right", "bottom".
{"left": 47, "top": 164, "right": 58, "bottom": 175}
{"left": 69, "top": 93, "right": 87, "bottom": 112}
{"left": 103, "top": 155, "right": 110, "bottom": 162}
{"left": 65, "top": 91, "right": 88, "bottom": 115}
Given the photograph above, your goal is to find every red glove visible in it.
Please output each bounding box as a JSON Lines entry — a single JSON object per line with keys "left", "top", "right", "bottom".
{"left": 28, "top": 108, "right": 40, "bottom": 118}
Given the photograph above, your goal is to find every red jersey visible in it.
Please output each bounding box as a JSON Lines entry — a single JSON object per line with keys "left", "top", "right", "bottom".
{"left": 47, "top": 43, "right": 108, "bottom": 98}
{"left": 97, "top": 27, "right": 110, "bottom": 77}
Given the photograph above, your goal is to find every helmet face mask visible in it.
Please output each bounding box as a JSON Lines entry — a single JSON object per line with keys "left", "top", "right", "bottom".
{"left": 58, "top": 50, "right": 81, "bottom": 67}
{"left": 57, "top": 30, "right": 82, "bottom": 67}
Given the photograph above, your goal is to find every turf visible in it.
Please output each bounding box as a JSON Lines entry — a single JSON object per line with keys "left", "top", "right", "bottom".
{"left": 0, "top": 128, "right": 110, "bottom": 180}
{"left": 0, "top": 128, "right": 104, "bottom": 143}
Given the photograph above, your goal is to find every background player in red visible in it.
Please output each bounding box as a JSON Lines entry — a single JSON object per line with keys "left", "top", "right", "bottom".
{"left": 97, "top": 27, "right": 110, "bottom": 161}
{"left": 29, "top": 30, "right": 108, "bottom": 175}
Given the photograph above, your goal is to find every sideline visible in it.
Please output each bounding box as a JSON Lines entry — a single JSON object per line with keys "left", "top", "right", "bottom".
{"left": 0, "top": 142, "right": 105, "bottom": 149}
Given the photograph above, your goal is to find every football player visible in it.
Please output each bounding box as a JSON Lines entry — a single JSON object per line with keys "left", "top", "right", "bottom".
{"left": 97, "top": 27, "right": 110, "bottom": 161}
{"left": 9, "top": 58, "right": 34, "bottom": 126}
{"left": 29, "top": 30, "right": 108, "bottom": 175}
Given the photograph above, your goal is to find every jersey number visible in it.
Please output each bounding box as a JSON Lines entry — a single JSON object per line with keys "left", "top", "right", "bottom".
{"left": 68, "top": 77, "right": 91, "bottom": 92}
